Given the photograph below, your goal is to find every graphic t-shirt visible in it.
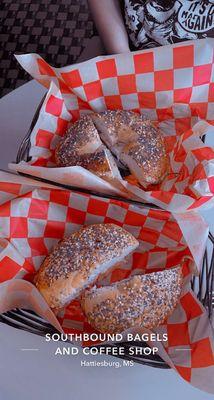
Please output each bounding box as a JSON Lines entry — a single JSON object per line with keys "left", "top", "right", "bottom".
{"left": 124, "top": 0, "right": 214, "bottom": 49}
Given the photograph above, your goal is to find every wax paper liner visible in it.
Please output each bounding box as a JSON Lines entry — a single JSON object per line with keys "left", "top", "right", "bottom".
{"left": 0, "top": 171, "right": 213, "bottom": 393}
{"left": 10, "top": 38, "right": 214, "bottom": 212}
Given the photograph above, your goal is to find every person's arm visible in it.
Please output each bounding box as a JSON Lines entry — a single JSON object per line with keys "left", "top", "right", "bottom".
{"left": 88, "top": 0, "right": 130, "bottom": 54}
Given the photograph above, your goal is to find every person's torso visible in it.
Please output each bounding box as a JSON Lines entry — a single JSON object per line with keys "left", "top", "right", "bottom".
{"left": 124, "top": 0, "right": 214, "bottom": 49}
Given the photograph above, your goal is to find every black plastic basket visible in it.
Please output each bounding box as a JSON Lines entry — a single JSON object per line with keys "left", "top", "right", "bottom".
{"left": 1, "top": 95, "right": 213, "bottom": 369}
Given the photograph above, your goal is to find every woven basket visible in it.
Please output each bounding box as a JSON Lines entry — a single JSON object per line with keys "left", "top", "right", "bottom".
{"left": 1, "top": 95, "right": 213, "bottom": 369}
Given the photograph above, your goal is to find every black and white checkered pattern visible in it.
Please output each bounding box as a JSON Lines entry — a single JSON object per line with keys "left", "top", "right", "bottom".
{"left": 0, "top": 0, "right": 95, "bottom": 97}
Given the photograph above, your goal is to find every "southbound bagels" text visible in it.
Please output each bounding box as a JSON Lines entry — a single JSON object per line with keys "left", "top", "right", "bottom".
{"left": 45, "top": 332, "right": 168, "bottom": 357}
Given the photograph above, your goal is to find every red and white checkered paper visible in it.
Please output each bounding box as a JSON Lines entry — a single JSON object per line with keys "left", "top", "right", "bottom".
{"left": 0, "top": 171, "right": 213, "bottom": 393}
{"left": 10, "top": 38, "right": 214, "bottom": 212}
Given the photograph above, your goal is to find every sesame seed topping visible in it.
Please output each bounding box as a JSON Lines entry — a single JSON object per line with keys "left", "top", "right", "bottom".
{"left": 92, "top": 110, "right": 169, "bottom": 184}
{"left": 40, "top": 224, "right": 138, "bottom": 283}
{"left": 55, "top": 115, "right": 102, "bottom": 167}
{"left": 82, "top": 267, "right": 182, "bottom": 333}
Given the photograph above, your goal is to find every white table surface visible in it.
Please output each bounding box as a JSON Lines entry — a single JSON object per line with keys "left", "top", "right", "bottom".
{"left": 0, "top": 78, "right": 213, "bottom": 400}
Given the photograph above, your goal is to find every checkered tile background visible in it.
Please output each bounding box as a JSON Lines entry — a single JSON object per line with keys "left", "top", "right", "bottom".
{"left": 0, "top": 0, "right": 95, "bottom": 97}
{"left": 0, "top": 173, "right": 213, "bottom": 392}
{"left": 0, "top": 183, "right": 190, "bottom": 278}
{"left": 14, "top": 39, "right": 214, "bottom": 212}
